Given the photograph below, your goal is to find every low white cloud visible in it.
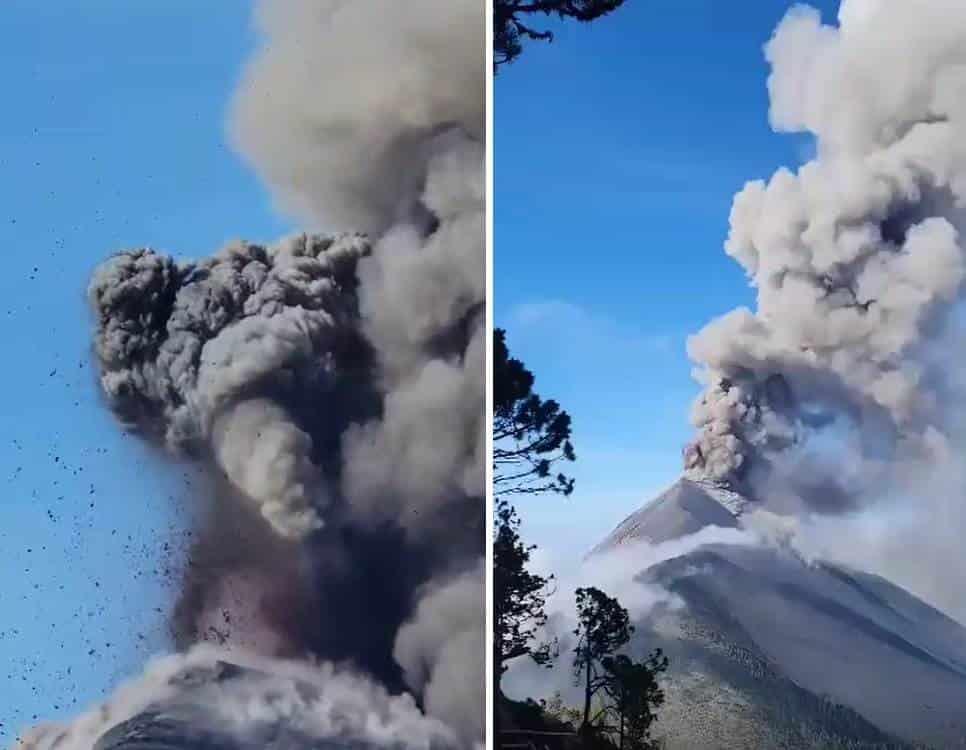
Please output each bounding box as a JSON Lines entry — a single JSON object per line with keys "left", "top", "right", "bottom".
{"left": 503, "top": 524, "right": 758, "bottom": 703}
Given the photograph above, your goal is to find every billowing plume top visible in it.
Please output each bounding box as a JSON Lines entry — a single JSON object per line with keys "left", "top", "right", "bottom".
{"left": 684, "top": 0, "right": 966, "bottom": 510}
{"left": 231, "top": 0, "right": 485, "bottom": 233}
{"left": 89, "top": 233, "right": 370, "bottom": 539}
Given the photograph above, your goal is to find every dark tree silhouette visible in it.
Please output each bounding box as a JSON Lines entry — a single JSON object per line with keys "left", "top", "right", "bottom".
{"left": 493, "top": 499, "right": 558, "bottom": 742}
{"left": 494, "top": 500, "right": 557, "bottom": 681}
{"left": 494, "top": 0, "right": 629, "bottom": 69}
{"left": 601, "top": 652, "right": 669, "bottom": 750}
{"left": 572, "top": 586, "right": 633, "bottom": 732}
{"left": 494, "top": 328, "right": 575, "bottom": 498}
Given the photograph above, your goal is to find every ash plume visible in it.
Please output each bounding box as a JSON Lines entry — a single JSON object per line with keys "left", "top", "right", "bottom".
{"left": 231, "top": 0, "right": 484, "bottom": 234}
{"left": 19, "top": 0, "right": 484, "bottom": 746}
{"left": 394, "top": 563, "right": 486, "bottom": 744}
{"left": 685, "top": 0, "right": 966, "bottom": 514}
{"left": 89, "top": 233, "right": 371, "bottom": 539}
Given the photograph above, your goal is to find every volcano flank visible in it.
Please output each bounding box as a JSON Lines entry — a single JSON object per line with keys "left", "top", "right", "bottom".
{"left": 592, "top": 479, "right": 966, "bottom": 749}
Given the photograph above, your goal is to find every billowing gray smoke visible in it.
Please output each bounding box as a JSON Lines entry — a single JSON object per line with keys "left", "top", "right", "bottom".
{"left": 90, "top": 234, "right": 370, "bottom": 539}
{"left": 678, "top": 0, "right": 966, "bottom": 625}
{"left": 684, "top": 0, "right": 966, "bottom": 511}
{"left": 20, "top": 0, "right": 484, "bottom": 746}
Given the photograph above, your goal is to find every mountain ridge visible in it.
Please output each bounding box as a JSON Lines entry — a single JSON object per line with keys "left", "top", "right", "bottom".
{"left": 593, "top": 478, "right": 966, "bottom": 749}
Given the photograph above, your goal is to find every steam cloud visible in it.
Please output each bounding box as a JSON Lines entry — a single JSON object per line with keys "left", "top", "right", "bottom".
{"left": 19, "top": 0, "right": 483, "bottom": 746}
{"left": 684, "top": 0, "right": 966, "bottom": 512}
{"left": 18, "top": 645, "right": 461, "bottom": 750}
{"left": 503, "top": 527, "right": 757, "bottom": 705}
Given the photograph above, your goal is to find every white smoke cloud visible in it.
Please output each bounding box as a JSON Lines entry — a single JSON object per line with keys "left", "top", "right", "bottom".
{"left": 14, "top": 645, "right": 459, "bottom": 750}
{"left": 503, "top": 525, "right": 757, "bottom": 703}
{"left": 837, "top": 0, "right": 882, "bottom": 31}
{"left": 743, "top": 448, "right": 966, "bottom": 626}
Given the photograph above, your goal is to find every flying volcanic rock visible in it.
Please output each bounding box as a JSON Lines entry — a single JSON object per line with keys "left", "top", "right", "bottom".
{"left": 15, "top": 0, "right": 484, "bottom": 747}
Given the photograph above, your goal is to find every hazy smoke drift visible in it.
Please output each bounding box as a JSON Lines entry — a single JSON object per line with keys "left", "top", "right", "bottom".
{"left": 78, "top": 0, "right": 482, "bottom": 746}
{"left": 685, "top": 0, "right": 966, "bottom": 512}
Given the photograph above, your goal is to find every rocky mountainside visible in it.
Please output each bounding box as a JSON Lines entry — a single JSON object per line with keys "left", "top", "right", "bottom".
{"left": 595, "top": 479, "right": 966, "bottom": 750}
{"left": 591, "top": 477, "right": 744, "bottom": 551}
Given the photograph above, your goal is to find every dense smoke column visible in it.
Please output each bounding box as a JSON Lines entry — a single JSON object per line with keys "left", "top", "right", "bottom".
{"left": 228, "top": 2, "right": 486, "bottom": 739}
{"left": 88, "top": 234, "right": 396, "bottom": 664}
{"left": 86, "top": 209, "right": 482, "bottom": 731}
{"left": 68, "top": 0, "right": 486, "bottom": 746}
{"left": 683, "top": 0, "right": 966, "bottom": 513}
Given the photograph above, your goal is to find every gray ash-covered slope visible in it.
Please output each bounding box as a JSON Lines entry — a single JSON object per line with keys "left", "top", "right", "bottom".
{"left": 598, "top": 479, "right": 966, "bottom": 749}
{"left": 591, "top": 478, "right": 744, "bottom": 551}
{"left": 93, "top": 662, "right": 420, "bottom": 750}
{"left": 95, "top": 712, "right": 365, "bottom": 750}
{"left": 94, "top": 711, "right": 334, "bottom": 750}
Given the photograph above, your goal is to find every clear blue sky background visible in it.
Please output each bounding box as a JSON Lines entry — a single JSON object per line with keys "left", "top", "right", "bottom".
{"left": 495, "top": 0, "right": 839, "bottom": 557}
{"left": 0, "top": 0, "right": 290, "bottom": 740}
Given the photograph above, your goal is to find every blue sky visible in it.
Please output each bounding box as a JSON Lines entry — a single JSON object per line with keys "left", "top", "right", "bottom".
{"left": 0, "top": 0, "right": 290, "bottom": 739}
{"left": 495, "top": 0, "right": 839, "bottom": 556}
